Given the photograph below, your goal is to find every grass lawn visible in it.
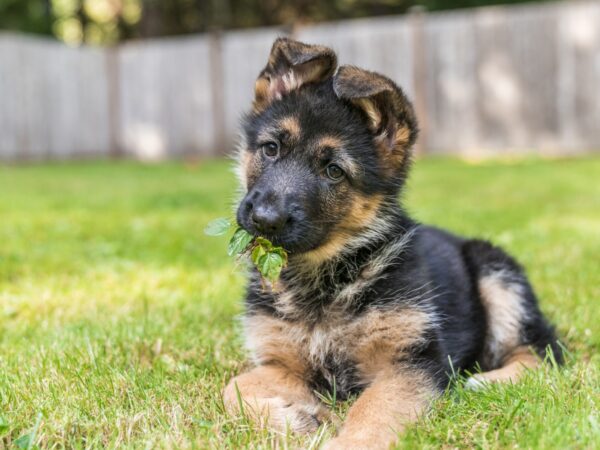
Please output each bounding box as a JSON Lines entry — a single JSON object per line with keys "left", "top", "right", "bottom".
{"left": 1, "top": 157, "right": 599, "bottom": 449}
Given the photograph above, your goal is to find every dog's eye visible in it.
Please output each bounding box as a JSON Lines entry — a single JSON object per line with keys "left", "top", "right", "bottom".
{"left": 326, "top": 164, "right": 344, "bottom": 181}
{"left": 261, "top": 141, "right": 279, "bottom": 158}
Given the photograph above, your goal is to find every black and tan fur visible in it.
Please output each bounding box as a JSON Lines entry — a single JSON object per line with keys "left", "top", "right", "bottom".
{"left": 223, "top": 38, "right": 562, "bottom": 449}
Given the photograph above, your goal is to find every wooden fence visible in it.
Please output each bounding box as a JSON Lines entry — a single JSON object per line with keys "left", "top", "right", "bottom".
{"left": 1, "top": 0, "right": 599, "bottom": 161}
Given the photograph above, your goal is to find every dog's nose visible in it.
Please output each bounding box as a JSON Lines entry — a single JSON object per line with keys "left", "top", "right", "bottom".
{"left": 251, "top": 205, "right": 288, "bottom": 235}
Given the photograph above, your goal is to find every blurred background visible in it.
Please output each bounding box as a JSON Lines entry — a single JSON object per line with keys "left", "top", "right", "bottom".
{"left": 1, "top": 0, "right": 599, "bottom": 161}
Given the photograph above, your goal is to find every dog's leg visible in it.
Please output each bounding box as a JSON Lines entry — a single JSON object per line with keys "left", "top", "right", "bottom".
{"left": 324, "top": 369, "right": 437, "bottom": 450}
{"left": 223, "top": 364, "right": 330, "bottom": 434}
{"left": 465, "top": 345, "right": 540, "bottom": 389}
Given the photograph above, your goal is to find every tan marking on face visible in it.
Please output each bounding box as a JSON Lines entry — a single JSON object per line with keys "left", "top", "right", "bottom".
{"left": 342, "top": 193, "right": 384, "bottom": 232}
{"left": 256, "top": 128, "right": 276, "bottom": 144}
{"left": 301, "top": 230, "right": 353, "bottom": 265}
{"left": 279, "top": 116, "right": 301, "bottom": 141}
{"left": 301, "top": 194, "right": 383, "bottom": 265}
{"left": 316, "top": 135, "right": 344, "bottom": 150}
{"left": 315, "top": 135, "right": 363, "bottom": 176}
{"left": 329, "top": 367, "right": 436, "bottom": 449}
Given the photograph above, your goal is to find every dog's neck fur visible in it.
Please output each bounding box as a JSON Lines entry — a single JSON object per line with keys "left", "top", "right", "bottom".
{"left": 247, "top": 201, "right": 418, "bottom": 323}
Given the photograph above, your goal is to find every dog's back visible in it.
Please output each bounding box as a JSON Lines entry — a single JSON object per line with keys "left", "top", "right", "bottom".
{"left": 411, "top": 226, "right": 562, "bottom": 375}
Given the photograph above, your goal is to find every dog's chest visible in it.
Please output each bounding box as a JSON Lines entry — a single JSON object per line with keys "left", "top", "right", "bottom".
{"left": 244, "top": 314, "right": 359, "bottom": 395}
{"left": 244, "top": 313, "right": 349, "bottom": 367}
{"left": 243, "top": 307, "right": 429, "bottom": 396}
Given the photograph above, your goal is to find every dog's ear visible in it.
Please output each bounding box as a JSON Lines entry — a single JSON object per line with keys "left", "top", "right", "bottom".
{"left": 254, "top": 37, "right": 337, "bottom": 111}
{"left": 333, "top": 65, "right": 418, "bottom": 168}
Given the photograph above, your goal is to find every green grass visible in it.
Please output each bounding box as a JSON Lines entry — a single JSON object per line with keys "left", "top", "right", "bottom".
{"left": 1, "top": 158, "right": 599, "bottom": 449}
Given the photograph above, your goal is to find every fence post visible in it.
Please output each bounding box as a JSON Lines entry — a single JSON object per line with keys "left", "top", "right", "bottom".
{"left": 106, "top": 46, "right": 122, "bottom": 158}
{"left": 410, "top": 7, "right": 428, "bottom": 156}
{"left": 209, "top": 31, "right": 227, "bottom": 156}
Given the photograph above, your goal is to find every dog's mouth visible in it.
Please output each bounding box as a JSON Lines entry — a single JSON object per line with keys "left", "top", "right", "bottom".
{"left": 238, "top": 219, "right": 327, "bottom": 256}
{"left": 236, "top": 193, "right": 333, "bottom": 256}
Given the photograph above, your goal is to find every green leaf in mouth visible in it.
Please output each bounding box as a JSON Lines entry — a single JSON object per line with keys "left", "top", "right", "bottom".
{"left": 227, "top": 227, "right": 254, "bottom": 256}
{"left": 250, "top": 243, "right": 267, "bottom": 265}
{"left": 205, "top": 217, "right": 289, "bottom": 284}
{"left": 257, "top": 250, "right": 285, "bottom": 283}
{"left": 204, "top": 217, "right": 232, "bottom": 236}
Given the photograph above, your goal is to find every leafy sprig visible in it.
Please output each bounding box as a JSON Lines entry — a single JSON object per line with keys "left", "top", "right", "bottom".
{"left": 204, "top": 217, "right": 288, "bottom": 283}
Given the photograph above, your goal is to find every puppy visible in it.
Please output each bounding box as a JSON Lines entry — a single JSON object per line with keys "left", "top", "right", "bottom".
{"left": 223, "top": 38, "right": 562, "bottom": 449}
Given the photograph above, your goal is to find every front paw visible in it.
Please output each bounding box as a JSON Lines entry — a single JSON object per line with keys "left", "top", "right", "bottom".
{"left": 464, "top": 374, "right": 492, "bottom": 390}
{"left": 257, "top": 397, "right": 327, "bottom": 434}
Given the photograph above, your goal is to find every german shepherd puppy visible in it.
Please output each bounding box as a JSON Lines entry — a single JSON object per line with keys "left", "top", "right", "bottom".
{"left": 223, "top": 38, "right": 562, "bottom": 449}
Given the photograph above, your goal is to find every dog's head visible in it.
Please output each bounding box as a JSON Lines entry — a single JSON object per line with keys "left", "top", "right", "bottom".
{"left": 236, "top": 38, "right": 418, "bottom": 260}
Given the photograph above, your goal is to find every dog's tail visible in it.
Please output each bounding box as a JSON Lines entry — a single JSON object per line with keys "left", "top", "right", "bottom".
{"left": 461, "top": 239, "right": 563, "bottom": 369}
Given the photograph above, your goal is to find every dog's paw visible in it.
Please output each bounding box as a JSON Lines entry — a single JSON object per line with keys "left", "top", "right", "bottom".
{"left": 464, "top": 374, "right": 491, "bottom": 391}
{"left": 258, "top": 397, "right": 326, "bottom": 434}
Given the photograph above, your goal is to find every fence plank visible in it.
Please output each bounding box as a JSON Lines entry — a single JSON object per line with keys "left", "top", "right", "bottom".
{"left": 0, "top": 34, "right": 111, "bottom": 160}
{"left": 557, "top": 1, "right": 600, "bottom": 153}
{"left": 117, "top": 35, "right": 214, "bottom": 160}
